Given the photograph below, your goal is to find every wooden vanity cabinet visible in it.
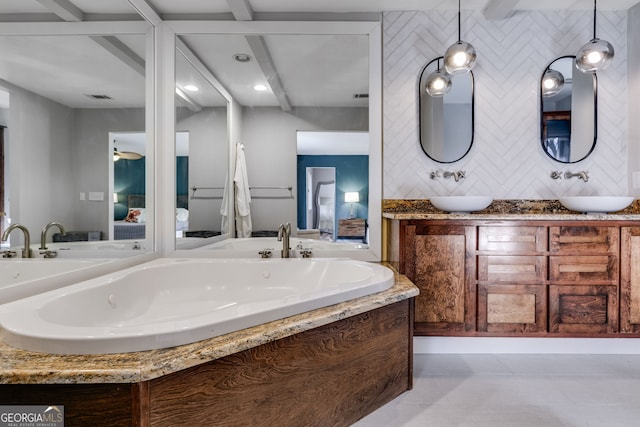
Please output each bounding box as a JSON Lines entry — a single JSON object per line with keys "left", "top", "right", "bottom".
{"left": 393, "top": 219, "right": 637, "bottom": 338}
{"left": 400, "top": 222, "right": 476, "bottom": 335}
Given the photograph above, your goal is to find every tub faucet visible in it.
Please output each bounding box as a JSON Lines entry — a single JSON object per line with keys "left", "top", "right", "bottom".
{"left": 40, "top": 221, "right": 65, "bottom": 251}
{"left": 1, "top": 224, "right": 32, "bottom": 258}
{"left": 277, "top": 223, "right": 291, "bottom": 258}
{"left": 565, "top": 171, "right": 589, "bottom": 182}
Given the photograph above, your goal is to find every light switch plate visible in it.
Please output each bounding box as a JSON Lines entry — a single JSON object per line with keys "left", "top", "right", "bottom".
{"left": 80, "top": 192, "right": 86, "bottom": 201}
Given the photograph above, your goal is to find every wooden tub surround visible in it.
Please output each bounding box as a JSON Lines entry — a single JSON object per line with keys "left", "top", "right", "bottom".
{"left": 384, "top": 199, "right": 640, "bottom": 338}
{"left": 0, "top": 270, "right": 417, "bottom": 427}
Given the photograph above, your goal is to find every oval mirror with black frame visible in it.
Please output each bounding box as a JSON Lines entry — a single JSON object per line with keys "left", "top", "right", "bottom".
{"left": 540, "top": 55, "right": 597, "bottom": 163}
{"left": 418, "top": 56, "right": 474, "bottom": 163}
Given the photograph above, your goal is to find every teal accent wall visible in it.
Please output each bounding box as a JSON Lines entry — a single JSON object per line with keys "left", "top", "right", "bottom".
{"left": 296, "top": 155, "right": 368, "bottom": 229}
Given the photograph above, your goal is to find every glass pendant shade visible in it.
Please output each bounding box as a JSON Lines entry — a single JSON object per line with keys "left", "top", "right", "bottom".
{"left": 541, "top": 69, "right": 564, "bottom": 97}
{"left": 425, "top": 68, "right": 452, "bottom": 97}
{"left": 444, "top": 41, "right": 477, "bottom": 75}
{"left": 576, "top": 38, "right": 614, "bottom": 73}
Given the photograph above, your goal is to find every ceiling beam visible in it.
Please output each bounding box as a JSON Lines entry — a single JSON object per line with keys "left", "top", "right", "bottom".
{"left": 36, "top": 0, "right": 84, "bottom": 22}
{"left": 245, "top": 35, "right": 292, "bottom": 112}
{"left": 90, "top": 36, "right": 146, "bottom": 77}
{"left": 175, "top": 87, "right": 203, "bottom": 112}
{"left": 483, "top": 0, "right": 518, "bottom": 20}
{"left": 127, "top": 0, "right": 162, "bottom": 27}
{"left": 228, "top": 0, "right": 254, "bottom": 21}
{"left": 176, "top": 37, "right": 233, "bottom": 103}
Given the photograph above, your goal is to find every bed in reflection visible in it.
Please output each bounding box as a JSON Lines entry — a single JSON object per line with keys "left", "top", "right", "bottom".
{"left": 114, "top": 195, "right": 190, "bottom": 240}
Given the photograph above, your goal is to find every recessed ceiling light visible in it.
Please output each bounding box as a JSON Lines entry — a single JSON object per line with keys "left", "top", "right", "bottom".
{"left": 253, "top": 84, "right": 268, "bottom": 91}
{"left": 234, "top": 53, "right": 252, "bottom": 63}
{"left": 184, "top": 85, "right": 199, "bottom": 92}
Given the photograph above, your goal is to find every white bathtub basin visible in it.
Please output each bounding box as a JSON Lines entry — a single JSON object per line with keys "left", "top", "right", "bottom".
{"left": 430, "top": 196, "right": 493, "bottom": 213}
{"left": 0, "top": 258, "right": 394, "bottom": 354}
{"left": 201, "top": 237, "right": 369, "bottom": 258}
{"left": 559, "top": 196, "right": 634, "bottom": 213}
{"left": 0, "top": 259, "right": 112, "bottom": 304}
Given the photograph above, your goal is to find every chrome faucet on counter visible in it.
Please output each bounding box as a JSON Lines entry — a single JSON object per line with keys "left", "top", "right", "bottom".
{"left": 277, "top": 222, "right": 291, "bottom": 258}
{"left": 40, "top": 221, "right": 65, "bottom": 258}
{"left": 565, "top": 171, "right": 589, "bottom": 182}
{"left": 1, "top": 224, "right": 32, "bottom": 258}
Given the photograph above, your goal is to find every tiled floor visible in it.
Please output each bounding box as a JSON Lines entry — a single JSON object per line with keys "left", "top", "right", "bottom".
{"left": 354, "top": 354, "right": 640, "bottom": 427}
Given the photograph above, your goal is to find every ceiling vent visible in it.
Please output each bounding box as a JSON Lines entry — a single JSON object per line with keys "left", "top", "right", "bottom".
{"left": 86, "top": 94, "right": 112, "bottom": 100}
{"left": 353, "top": 93, "right": 369, "bottom": 99}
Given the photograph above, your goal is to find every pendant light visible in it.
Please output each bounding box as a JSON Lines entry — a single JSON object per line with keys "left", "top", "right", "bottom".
{"left": 444, "top": 0, "right": 477, "bottom": 75}
{"left": 425, "top": 58, "right": 452, "bottom": 97}
{"left": 576, "top": 0, "right": 614, "bottom": 73}
{"left": 541, "top": 68, "right": 565, "bottom": 97}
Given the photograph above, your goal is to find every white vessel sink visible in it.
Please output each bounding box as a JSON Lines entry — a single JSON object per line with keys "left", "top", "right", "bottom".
{"left": 429, "top": 196, "right": 493, "bottom": 213}
{"left": 559, "top": 196, "right": 634, "bottom": 213}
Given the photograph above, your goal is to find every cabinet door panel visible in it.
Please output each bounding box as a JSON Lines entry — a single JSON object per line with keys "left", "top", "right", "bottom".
{"left": 478, "top": 226, "right": 546, "bottom": 253}
{"left": 549, "top": 285, "right": 618, "bottom": 334}
{"left": 621, "top": 227, "right": 640, "bottom": 333}
{"left": 478, "top": 284, "right": 547, "bottom": 333}
{"left": 549, "top": 256, "right": 617, "bottom": 284}
{"left": 478, "top": 256, "right": 546, "bottom": 283}
{"left": 549, "top": 226, "right": 618, "bottom": 253}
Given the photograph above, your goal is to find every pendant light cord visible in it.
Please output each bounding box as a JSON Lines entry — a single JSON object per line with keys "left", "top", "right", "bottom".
{"left": 593, "top": 0, "right": 597, "bottom": 40}
{"left": 457, "top": 0, "right": 462, "bottom": 42}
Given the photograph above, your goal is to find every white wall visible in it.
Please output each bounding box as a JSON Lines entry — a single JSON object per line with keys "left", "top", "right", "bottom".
{"left": 240, "top": 106, "right": 367, "bottom": 232}
{"left": 383, "top": 10, "right": 629, "bottom": 199}
{"left": 628, "top": 3, "right": 640, "bottom": 195}
{"left": 176, "top": 106, "right": 227, "bottom": 231}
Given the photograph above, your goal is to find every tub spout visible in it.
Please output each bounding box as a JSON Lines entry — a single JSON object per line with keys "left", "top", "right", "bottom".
{"left": 1, "top": 224, "right": 32, "bottom": 258}
{"left": 277, "top": 223, "right": 291, "bottom": 258}
{"left": 40, "top": 221, "right": 65, "bottom": 251}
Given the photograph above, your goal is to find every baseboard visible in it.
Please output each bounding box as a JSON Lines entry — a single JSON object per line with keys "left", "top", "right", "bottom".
{"left": 414, "top": 337, "right": 640, "bottom": 354}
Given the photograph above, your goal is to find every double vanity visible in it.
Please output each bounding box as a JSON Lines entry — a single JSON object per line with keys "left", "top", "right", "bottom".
{"left": 385, "top": 197, "right": 640, "bottom": 338}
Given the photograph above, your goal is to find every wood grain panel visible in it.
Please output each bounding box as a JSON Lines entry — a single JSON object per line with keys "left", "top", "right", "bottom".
{"left": 549, "top": 285, "right": 618, "bottom": 334}
{"left": 414, "top": 234, "right": 465, "bottom": 324}
{"left": 478, "top": 284, "right": 546, "bottom": 333}
{"left": 0, "top": 383, "right": 137, "bottom": 427}
{"left": 478, "top": 226, "right": 546, "bottom": 252}
{"left": 621, "top": 227, "right": 640, "bottom": 333}
{"left": 549, "top": 226, "right": 618, "bottom": 253}
{"left": 549, "top": 255, "right": 617, "bottom": 283}
{"left": 478, "top": 256, "right": 545, "bottom": 282}
{"left": 149, "top": 301, "right": 412, "bottom": 427}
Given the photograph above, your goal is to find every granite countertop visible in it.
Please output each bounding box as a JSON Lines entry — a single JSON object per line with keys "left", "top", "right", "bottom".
{"left": 0, "top": 268, "right": 418, "bottom": 385}
{"left": 383, "top": 199, "right": 640, "bottom": 221}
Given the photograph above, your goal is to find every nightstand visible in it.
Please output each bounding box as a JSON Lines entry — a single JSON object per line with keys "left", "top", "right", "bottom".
{"left": 338, "top": 218, "right": 366, "bottom": 238}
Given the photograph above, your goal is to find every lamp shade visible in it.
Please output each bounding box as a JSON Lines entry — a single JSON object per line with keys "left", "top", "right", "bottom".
{"left": 444, "top": 41, "right": 477, "bottom": 75}
{"left": 344, "top": 192, "right": 359, "bottom": 203}
{"left": 113, "top": 193, "right": 118, "bottom": 203}
{"left": 425, "top": 68, "right": 452, "bottom": 97}
{"left": 575, "top": 38, "right": 614, "bottom": 73}
{"left": 542, "top": 69, "right": 565, "bottom": 97}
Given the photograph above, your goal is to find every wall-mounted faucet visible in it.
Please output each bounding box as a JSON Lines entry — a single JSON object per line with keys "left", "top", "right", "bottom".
{"left": 565, "top": 171, "right": 589, "bottom": 182}
{"left": 40, "top": 221, "right": 65, "bottom": 252}
{"left": 1, "top": 224, "right": 32, "bottom": 258}
{"left": 431, "top": 170, "right": 466, "bottom": 182}
{"left": 277, "top": 222, "right": 291, "bottom": 258}
{"left": 550, "top": 171, "right": 563, "bottom": 180}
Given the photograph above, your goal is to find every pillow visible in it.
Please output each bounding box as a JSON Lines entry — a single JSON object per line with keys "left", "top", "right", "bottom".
{"left": 125, "top": 208, "right": 146, "bottom": 223}
{"left": 176, "top": 208, "right": 189, "bottom": 222}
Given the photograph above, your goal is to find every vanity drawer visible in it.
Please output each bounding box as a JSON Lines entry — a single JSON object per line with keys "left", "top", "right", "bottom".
{"left": 478, "top": 284, "right": 547, "bottom": 333}
{"left": 549, "top": 255, "right": 618, "bottom": 283}
{"left": 478, "top": 226, "right": 546, "bottom": 253}
{"left": 549, "top": 226, "right": 618, "bottom": 254}
{"left": 478, "top": 256, "right": 546, "bottom": 283}
{"left": 549, "top": 285, "right": 618, "bottom": 334}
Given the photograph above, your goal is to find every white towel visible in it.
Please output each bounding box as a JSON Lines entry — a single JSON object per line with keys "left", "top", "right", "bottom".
{"left": 220, "top": 173, "right": 229, "bottom": 233}
{"left": 234, "top": 143, "right": 252, "bottom": 238}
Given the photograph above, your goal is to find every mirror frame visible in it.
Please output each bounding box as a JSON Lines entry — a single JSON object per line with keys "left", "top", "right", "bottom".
{"left": 0, "top": 19, "right": 157, "bottom": 255}
{"left": 418, "top": 56, "right": 475, "bottom": 164}
{"left": 161, "top": 20, "right": 382, "bottom": 260}
{"left": 540, "top": 55, "right": 598, "bottom": 164}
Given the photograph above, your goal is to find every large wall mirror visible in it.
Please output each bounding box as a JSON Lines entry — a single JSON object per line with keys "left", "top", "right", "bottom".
{"left": 164, "top": 21, "right": 382, "bottom": 259}
{"left": 0, "top": 20, "right": 154, "bottom": 253}
{"left": 418, "top": 56, "right": 474, "bottom": 163}
{"left": 540, "top": 55, "right": 597, "bottom": 163}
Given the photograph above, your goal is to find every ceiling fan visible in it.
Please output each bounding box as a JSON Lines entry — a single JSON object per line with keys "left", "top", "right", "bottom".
{"left": 113, "top": 141, "right": 143, "bottom": 161}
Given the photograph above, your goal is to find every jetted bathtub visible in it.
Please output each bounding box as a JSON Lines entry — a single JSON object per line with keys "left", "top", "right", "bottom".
{"left": 200, "top": 237, "right": 369, "bottom": 259}
{"left": 0, "top": 258, "right": 394, "bottom": 355}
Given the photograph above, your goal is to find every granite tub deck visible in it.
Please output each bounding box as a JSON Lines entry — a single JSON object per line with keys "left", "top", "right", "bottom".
{"left": 0, "top": 270, "right": 417, "bottom": 427}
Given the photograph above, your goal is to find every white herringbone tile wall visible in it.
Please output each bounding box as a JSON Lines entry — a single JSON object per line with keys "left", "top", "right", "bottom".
{"left": 383, "top": 10, "right": 628, "bottom": 199}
